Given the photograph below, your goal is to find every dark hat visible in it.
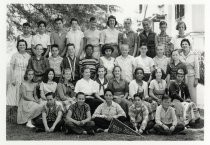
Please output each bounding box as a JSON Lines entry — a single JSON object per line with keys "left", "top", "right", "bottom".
{"left": 101, "top": 44, "right": 114, "bottom": 55}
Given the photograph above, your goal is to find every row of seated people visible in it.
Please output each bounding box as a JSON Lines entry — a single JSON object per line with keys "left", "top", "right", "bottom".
{"left": 17, "top": 65, "right": 200, "bottom": 135}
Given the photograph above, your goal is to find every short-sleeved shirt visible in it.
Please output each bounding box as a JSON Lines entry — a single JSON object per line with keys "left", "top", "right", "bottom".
{"left": 129, "top": 80, "right": 149, "bottom": 100}
{"left": 115, "top": 55, "right": 135, "bottom": 82}
{"left": 40, "top": 81, "right": 57, "bottom": 95}
{"left": 74, "top": 78, "right": 98, "bottom": 96}
{"left": 129, "top": 103, "right": 149, "bottom": 129}
{"left": 50, "top": 29, "right": 67, "bottom": 56}
{"left": 107, "top": 78, "right": 129, "bottom": 96}
{"left": 84, "top": 29, "right": 101, "bottom": 46}
{"left": 100, "top": 28, "right": 120, "bottom": 44}
{"left": 100, "top": 56, "right": 115, "bottom": 74}
{"left": 66, "top": 29, "right": 84, "bottom": 56}
{"left": 48, "top": 56, "right": 63, "bottom": 76}
{"left": 79, "top": 57, "right": 99, "bottom": 79}
{"left": 42, "top": 101, "right": 62, "bottom": 122}
{"left": 166, "top": 60, "right": 188, "bottom": 80}
{"left": 31, "top": 33, "right": 51, "bottom": 48}
{"left": 149, "top": 79, "right": 167, "bottom": 99}
{"left": 118, "top": 30, "right": 138, "bottom": 55}
{"left": 153, "top": 55, "right": 170, "bottom": 73}
{"left": 155, "top": 105, "right": 177, "bottom": 126}
{"left": 92, "top": 101, "right": 126, "bottom": 118}
{"left": 68, "top": 102, "right": 90, "bottom": 121}
{"left": 135, "top": 55, "right": 154, "bottom": 74}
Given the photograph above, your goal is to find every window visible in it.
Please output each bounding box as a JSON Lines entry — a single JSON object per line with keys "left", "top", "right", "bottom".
{"left": 175, "top": 4, "right": 185, "bottom": 20}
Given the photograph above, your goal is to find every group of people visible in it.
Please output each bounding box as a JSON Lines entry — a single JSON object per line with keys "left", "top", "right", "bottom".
{"left": 7, "top": 15, "right": 201, "bottom": 136}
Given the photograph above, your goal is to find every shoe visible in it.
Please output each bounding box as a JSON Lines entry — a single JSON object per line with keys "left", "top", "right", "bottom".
{"left": 26, "top": 121, "right": 35, "bottom": 128}
{"left": 96, "top": 128, "right": 104, "bottom": 133}
{"left": 82, "top": 131, "right": 87, "bottom": 135}
{"left": 104, "top": 129, "right": 109, "bottom": 133}
{"left": 87, "top": 130, "right": 95, "bottom": 135}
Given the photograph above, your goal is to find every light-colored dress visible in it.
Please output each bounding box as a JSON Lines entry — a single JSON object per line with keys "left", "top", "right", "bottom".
{"left": 100, "top": 56, "right": 115, "bottom": 81}
{"left": 17, "top": 81, "right": 43, "bottom": 124}
{"left": 7, "top": 52, "right": 31, "bottom": 106}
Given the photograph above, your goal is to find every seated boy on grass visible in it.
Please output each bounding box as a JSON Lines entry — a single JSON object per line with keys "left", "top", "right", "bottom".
{"left": 64, "top": 92, "right": 95, "bottom": 135}
{"left": 34, "top": 92, "right": 64, "bottom": 132}
{"left": 154, "top": 94, "right": 185, "bottom": 135}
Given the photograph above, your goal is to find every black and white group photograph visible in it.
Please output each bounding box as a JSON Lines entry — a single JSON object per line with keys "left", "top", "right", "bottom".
{"left": 3, "top": 0, "right": 207, "bottom": 142}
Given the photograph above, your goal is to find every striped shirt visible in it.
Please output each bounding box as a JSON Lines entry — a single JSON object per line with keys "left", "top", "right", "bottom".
{"left": 79, "top": 57, "right": 99, "bottom": 79}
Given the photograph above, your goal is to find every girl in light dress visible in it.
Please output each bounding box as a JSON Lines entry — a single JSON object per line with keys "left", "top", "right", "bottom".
{"left": 99, "top": 44, "right": 115, "bottom": 81}
{"left": 149, "top": 68, "right": 167, "bottom": 105}
{"left": 17, "top": 69, "right": 43, "bottom": 128}
{"left": 7, "top": 39, "right": 31, "bottom": 106}
{"left": 39, "top": 68, "right": 57, "bottom": 103}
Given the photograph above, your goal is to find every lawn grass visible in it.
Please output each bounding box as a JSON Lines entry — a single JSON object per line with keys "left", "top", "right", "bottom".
{"left": 6, "top": 122, "right": 204, "bottom": 141}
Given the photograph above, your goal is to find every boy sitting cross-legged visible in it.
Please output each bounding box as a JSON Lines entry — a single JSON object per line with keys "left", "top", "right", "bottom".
{"left": 64, "top": 92, "right": 95, "bottom": 135}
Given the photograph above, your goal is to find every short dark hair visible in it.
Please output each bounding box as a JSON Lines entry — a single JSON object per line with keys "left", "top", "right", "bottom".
{"left": 42, "top": 68, "right": 56, "bottom": 83}
{"left": 90, "top": 17, "right": 96, "bottom": 22}
{"left": 54, "top": 18, "right": 63, "bottom": 23}
{"left": 181, "top": 38, "right": 191, "bottom": 47}
{"left": 107, "top": 15, "right": 118, "bottom": 26}
{"left": 23, "top": 69, "right": 34, "bottom": 82}
{"left": 133, "top": 93, "right": 143, "bottom": 100}
{"left": 96, "top": 65, "right": 107, "bottom": 78}
{"left": 23, "top": 22, "right": 31, "bottom": 27}
{"left": 51, "top": 44, "right": 59, "bottom": 51}
{"left": 45, "top": 92, "right": 55, "bottom": 98}
{"left": 101, "top": 44, "right": 114, "bottom": 55}
{"left": 70, "top": 18, "right": 78, "bottom": 25}
{"left": 37, "top": 20, "right": 47, "bottom": 27}
{"left": 134, "top": 67, "right": 145, "bottom": 76}
{"left": 159, "top": 21, "right": 167, "bottom": 27}
{"left": 17, "top": 39, "right": 28, "bottom": 52}
{"left": 81, "top": 66, "right": 91, "bottom": 74}
{"left": 76, "top": 92, "right": 85, "bottom": 98}
{"left": 176, "top": 21, "right": 187, "bottom": 30}
{"left": 141, "top": 42, "right": 148, "bottom": 48}
{"left": 176, "top": 67, "right": 187, "bottom": 76}
{"left": 151, "top": 68, "right": 166, "bottom": 80}
{"left": 66, "top": 43, "right": 75, "bottom": 49}
{"left": 85, "top": 44, "right": 94, "bottom": 51}
{"left": 104, "top": 88, "right": 114, "bottom": 96}
{"left": 162, "top": 94, "right": 171, "bottom": 101}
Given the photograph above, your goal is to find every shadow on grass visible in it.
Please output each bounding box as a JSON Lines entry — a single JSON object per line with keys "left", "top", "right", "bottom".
{"left": 6, "top": 122, "right": 204, "bottom": 141}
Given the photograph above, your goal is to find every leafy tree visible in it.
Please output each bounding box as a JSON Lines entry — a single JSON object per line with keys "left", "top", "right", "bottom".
{"left": 7, "top": 4, "right": 121, "bottom": 39}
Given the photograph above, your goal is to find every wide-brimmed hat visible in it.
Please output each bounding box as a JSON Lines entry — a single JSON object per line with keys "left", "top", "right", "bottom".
{"left": 101, "top": 44, "right": 114, "bottom": 55}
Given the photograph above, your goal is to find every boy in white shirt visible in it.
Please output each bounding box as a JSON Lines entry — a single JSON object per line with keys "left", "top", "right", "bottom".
{"left": 115, "top": 44, "right": 135, "bottom": 83}
{"left": 135, "top": 43, "right": 155, "bottom": 82}
{"left": 153, "top": 44, "right": 170, "bottom": 74}
{"left": 32, "top": 21, "right": 51, "bottom": 57}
